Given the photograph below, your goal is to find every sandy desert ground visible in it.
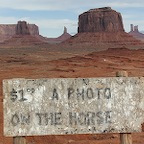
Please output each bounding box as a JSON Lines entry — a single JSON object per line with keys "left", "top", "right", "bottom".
{"left": 0, "top": 44, "right": 144, "bottom": 144}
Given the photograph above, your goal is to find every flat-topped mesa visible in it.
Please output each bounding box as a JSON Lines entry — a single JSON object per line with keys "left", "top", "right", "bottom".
{"left": 89, "top": 7, "right": 112, "bottom": 12}
{"left": 16, "top": 21, "right": 30, "bottom": 35}
{"left": 0, "top": 22, "right": 39, "bottom": 36}
{"left": 78, "top": 7, "right": 124, "bottom": 33}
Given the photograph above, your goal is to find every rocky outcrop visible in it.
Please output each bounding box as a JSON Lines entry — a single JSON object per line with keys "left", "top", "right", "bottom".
{"left": 0, "top": 22, "right": 40, "bottom": 42}
{"left": 78, "top": 7, "right": 124, "bottom": 33}
{"left": 15, "top": 21, "right": 40, "bottom": 35}
{"left": 27, "top": 24, "right": 39, "bottom": 35}
{"left": 16, "top": 21, "right": 30, "bottom": 35}
{"left": 57, "top": 26, "right": 71, "bottom": 41}
{"left": 63, "top": 7, "right": 144, "bottom": 48}
{"left": 0, "top": 22, "right": 70, "bottom": 43}
{"left": 0, "top": 25, "right": 71, "bottom": 46}
{"left": 63, "top": 26, "right": 67, "bottom": 33}
{"left": 0, "top": 24, "right": 16, "bottom": 35}
{"left": 0, "top": 22, "right": 39, "bottom": 36}
{"left": 0, "top": 25, "right": 16, "bottom": 42}
{"left": 129, "top": 24, "right": 144, "bottom": 42}
{"left": 38, "top": 26, "right": 71, "bottom": 44}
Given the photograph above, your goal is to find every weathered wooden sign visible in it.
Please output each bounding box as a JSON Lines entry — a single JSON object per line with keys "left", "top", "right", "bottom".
{"left": 3, "top": 77, "right": 144, "bottom": 136}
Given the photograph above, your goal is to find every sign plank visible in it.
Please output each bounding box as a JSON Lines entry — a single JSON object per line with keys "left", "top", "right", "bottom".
{"left": 3, "top": 77, "right": 144, "bottom": 136}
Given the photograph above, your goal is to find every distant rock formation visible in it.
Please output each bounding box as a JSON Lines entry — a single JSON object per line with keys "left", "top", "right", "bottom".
{"left": 0, "top": 22, "right": 70, "bottom": 43}
{"left": 16, "top": 21, "right": 30, "bottom": 35}
{"left": 58, "top": 26, "right": 71, "bottom": 40}
{"left": 28, "top": 24, "right": 39, "bottom": 35}
{"left": 63, "top": 7, "right": 144, "bottom": 48}
{"left": 129, "top": 24, "right": 144, "bottom": 42}
{"left": 130, "top": 24, "right": 139, "bottom": 32}
{"left": 64, "top": 26, "right": 67, "bottom": 33}
{"left": 78, "top": 7, "right": 124, "bottom": 33}
{"left": 0, "top": 25, "right": 16, "bottom": 42}
{"left": 0, "top": 22, "right": 39, "bottom": 36}
{"left": 0, "top": 24, "right": 16, "bottom": 35}
{"left": 40, "top": 26, "right": 71, "bottom": 44}
{"left": 0, "top": 22, "right": 39, "bottom": 42}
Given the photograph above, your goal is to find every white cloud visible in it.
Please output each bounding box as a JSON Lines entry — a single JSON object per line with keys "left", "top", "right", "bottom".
{"left": 108, "top": 1, "right": 144, "bottom": 8}
{"left": 0, "top": 16, "right": 32, "bottom": 24}
{"left": 33, "top": 19, "right": 77, "bottom": 29}
{"left": 0, "top": 0, "right": 79, "bottom": 10}
{"left": 0, "top": 16, "right": 18, "bottom": 24}
{"left": 1, "top": 0, "right": 144, "bottom": 11}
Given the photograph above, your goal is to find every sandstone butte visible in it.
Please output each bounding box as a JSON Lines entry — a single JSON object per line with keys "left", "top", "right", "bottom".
{"left": 0, "top": 21, "right": 71, "bottom": 44}
{"left": 129, "top": 24, "right": 144, "bottom": 42}
{"left": 1, "top": 7, "right": 144, "bottom": 144}
{"left": 0, "top": 21, "right": 39, "bottom": 43}
{"left": 63, "top": 7, "right": 144, "bottom": 47}
{"left": 78, "top": 7, "right": 124, "bottom": 33}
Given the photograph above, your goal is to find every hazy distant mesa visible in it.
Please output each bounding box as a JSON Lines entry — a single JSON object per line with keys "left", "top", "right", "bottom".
{"left": 0, "top": 21, "right": 71, "bottom": 43}
{"left": 129, "top": 24, "right": 144, "bottom": 42}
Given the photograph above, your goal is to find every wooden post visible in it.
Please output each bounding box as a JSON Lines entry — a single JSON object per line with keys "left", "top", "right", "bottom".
{"left": 13, "top": 137, "right": 26, "bottom": 144}
{"left": 120, "top": 133, "right": 132, "bottom": 144}
{"left": 116, "top": 71, "right": 132, "bottom": 144}
{"left": 116, "top": 71, "right": 128, "bottom": 77}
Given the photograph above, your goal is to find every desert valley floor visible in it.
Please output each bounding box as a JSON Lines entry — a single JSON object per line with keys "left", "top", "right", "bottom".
{"left": 1, "top": 45, "right": 144, "bottom": 144}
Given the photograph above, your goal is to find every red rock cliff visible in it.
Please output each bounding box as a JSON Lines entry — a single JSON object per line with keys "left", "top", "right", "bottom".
{"left": 78, "top": 7, "right": 124, "bottom": 33}
{"left": 0, "top": 22, "right": 39, "bottom": 36}
{"left": 0, "top": 22, "right": 40, "bottom": 42}
{"left": 28, "top": 24, "right": 39, "bottom": 35}
{"left": 16, "top": 21, "right": 30, "bottom": 35}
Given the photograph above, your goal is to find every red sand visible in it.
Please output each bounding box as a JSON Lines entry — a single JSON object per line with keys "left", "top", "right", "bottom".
{"left": 0, "top": 47, "right": 144, "bottom": 144}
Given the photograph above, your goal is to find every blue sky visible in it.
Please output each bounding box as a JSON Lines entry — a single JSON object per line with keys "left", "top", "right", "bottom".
{"left": 0, "top": 0, "right": 144, "bottom": 37}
